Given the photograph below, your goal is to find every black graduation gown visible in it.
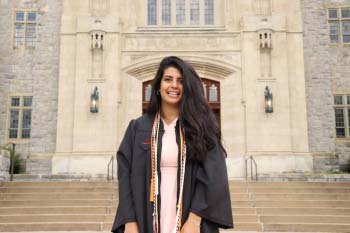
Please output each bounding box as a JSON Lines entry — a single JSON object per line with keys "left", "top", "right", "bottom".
{"left": 111, "top": 114, "right": 233, "bottom": 233}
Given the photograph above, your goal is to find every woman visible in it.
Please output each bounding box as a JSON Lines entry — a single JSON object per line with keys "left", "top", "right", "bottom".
{"left": 112, "top": 56, "right": 233, "bottom": 233}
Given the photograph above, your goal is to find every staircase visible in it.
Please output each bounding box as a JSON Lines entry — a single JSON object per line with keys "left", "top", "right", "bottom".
{"left": 0, "top": 181, "right": 349, "bottom": 232}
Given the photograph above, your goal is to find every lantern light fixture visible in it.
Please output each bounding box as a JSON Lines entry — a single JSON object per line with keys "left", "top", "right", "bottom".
{"left": 90, "top": 86, "right": 99, "bottom": 113}
{"left": 264, "top": 86, "right": 273, "bottom": 113}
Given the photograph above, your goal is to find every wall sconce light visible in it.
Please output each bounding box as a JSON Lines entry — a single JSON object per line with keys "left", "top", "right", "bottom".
{"left": 90, "top": 86, "right": 99, "bottom": 113}
{"left": 264, "top": 86, "right": 273, "bottom": 113}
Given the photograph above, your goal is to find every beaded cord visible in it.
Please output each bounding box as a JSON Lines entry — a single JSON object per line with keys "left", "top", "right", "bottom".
{"left": 150, "top": 112, "right": 187, "bottom": 233}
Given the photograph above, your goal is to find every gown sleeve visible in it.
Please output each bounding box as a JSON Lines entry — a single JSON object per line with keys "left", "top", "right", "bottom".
{"left": 112, "top": 120, "right": 137, "bottom": 232}
{"left": 189, "top": 142, "right": 234, "bottom": 230}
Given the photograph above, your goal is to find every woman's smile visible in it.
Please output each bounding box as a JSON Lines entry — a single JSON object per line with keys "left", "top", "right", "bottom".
{"left": 160, "top": 67, "right": 183, "bottom": 106}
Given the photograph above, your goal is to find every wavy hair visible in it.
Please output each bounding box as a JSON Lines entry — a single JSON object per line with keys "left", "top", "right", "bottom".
{"left": 148, "top": 56, "right": 227, "bottom": 161}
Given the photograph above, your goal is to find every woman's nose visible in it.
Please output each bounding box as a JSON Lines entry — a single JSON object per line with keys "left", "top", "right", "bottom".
{"left": 170, "top": 80, "right": 178, "bottom": 88}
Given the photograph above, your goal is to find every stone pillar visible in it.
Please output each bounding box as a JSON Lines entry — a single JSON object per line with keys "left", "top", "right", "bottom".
{"left": 0, "top": 150, "right": 10, "bottom": 181}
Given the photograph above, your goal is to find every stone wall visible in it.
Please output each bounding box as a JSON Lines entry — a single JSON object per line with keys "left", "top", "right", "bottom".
{"left": 0, "top": 0, "right": 62, "bottom": 173}
{"left": 302, "top": 0, "right": 350, "bottom": 171}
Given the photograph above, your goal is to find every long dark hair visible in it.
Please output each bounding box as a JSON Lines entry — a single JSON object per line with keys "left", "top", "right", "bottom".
{"left": 148, "top": 56, "right": 227, "bottom": 161}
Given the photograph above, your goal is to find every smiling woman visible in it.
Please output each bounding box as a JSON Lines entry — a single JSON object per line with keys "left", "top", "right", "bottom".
{"left": 159, "top": 67, "right": 183, "bottom": 116}
{"left": 112, "top": 56, "right": 233, "bottom": 233}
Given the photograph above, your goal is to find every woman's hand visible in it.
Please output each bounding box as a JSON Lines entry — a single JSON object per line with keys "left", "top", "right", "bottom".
{"left": 125, "top": 222, "right": 139, "bottom": 233}
{"left": 181, "top": 212, "right": 201, "bottom": 233}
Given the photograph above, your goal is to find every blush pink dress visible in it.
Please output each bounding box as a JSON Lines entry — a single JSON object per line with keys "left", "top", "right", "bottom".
{"left": 160, "top": 118, "right": 178, "bottom": 233}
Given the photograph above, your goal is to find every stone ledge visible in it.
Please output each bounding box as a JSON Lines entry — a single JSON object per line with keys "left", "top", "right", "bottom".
{"left": 257, "top": 172, "right": 350, "bottom": 182}
{"left": 11, "top": 174, "right": 111, "bottom": 181}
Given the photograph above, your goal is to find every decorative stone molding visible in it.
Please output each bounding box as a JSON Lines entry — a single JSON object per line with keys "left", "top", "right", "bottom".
{"left": 123, "top": 55, "right": 238, "bottom": 80}
{"left": 90, "top": 30, "right": 105, "bottom": 50}
{"left": 258, "top": 29, "right": 272, "bottom": 49}
{"left": 90, "top": 30, "right": 105, "bottom": 80}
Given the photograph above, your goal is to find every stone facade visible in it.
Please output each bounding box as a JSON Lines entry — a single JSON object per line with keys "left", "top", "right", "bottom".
{"left": 302, "top": 0, "right": 350, "bottom": 172}
{"left": 0, "top": 0, "right": 62, "bottom": 173}
{"left": 52, "top": 0, "right": 310, "bottom": 179}
{"left": 0, "top": 0, "right": 348, "bottom": 178}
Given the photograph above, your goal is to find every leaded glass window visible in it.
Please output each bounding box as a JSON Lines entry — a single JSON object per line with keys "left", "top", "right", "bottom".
{"left": 334, "top": 94, "right": 350, "bottom": 138}
{"left": 162, "top": 0, "right": 171, "bottom": 25}
{"left": 8, "top": 96, "right": 32, "bottom": 140}
{"left": 329, "top": 22, "right": 340, "bottom": 43}
{"left": 329, "top": 9, "right": 338, "bottom": 19}
{"left": 335, "top": 108, "right": 345, "bottom": 137}
{"left": 328, "top": 7, "right": 350, "bottom": 44}
{"left": 145, "top": 84, "right": 152, "bottom": 102}
{"left": 13, "top": 11, "right": 37, "bottom": 48}
{"left": 147, "top": 0, "right": 216, "bottom": 26}
{"left": 342, "top": 21, "right": 350, "bottom": 43}
{"left": 341, "top": 8, "right": 350, "bottom": 18}
{"left": 9, "top": 110, "right": 19, "bottom": 139}
{"left": 334, "top": 95, "right": 343, "bottom": 105}
{"left": 202, "top": 82, "right": 207, "bottom": 99}
{"left": 190, "top": 0, "right": 200, "bottom": 25}
{"left": 209, "top": 84, "right": 218, "bottom": 102}
{"left": 204, "top": 0, "right": 214, "bottom": 25}
{"left": 148, "top": 0, "right": 157, "bottom": 25}
{"left": 176, "top": 0, "right": 186, "bottom": 25}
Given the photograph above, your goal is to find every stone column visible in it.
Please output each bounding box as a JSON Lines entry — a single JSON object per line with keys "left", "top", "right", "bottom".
{"left": 0, "top": 150, "right": 10, "bottom": 181}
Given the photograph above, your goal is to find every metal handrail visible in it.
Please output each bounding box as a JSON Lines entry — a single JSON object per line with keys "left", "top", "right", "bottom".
{"left": 245, "top": 156, "right": 258, "bottom": 181}
{"left": 107, "top": 156, "right": 114, "bottom": 181}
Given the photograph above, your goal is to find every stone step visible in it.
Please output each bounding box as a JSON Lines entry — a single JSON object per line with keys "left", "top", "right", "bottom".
{"left": 263, "top": 223, "right": 350, "bottom": 232}
{"left": 229, "top": 182, "right": 350, "bottom": 188}
{"left": 0, "top": 223, "right": 103, "bottom": 232}
{"left": 0, "top": 215, "right": 110, "bottom": 223}
{"left": 0, "top": 214, "right": 258, "bottom": 224}
{"left": 1, "top": 181, "right": 116, "bottom": 188}
{"left": 0, "top": 200, "right": 118, "bottom": 207}
{"left": 233, "top": 207, "right": 256, "bottom": 215}
{"left": 229, "top": 188, "right": 249, "bottom": 193}
{"left": 0, "top": 221, "right": 261, "bottom": 232}
{"left": 244, "top": 187, "right": 350, "bottom": 193}
{"left": 254, "top": 200, "right": 350, "bottom": 208}
{"left": 252, "top": 193, "right": 350, "bottom": 200}
{"left": 260, "top": 215, "right": 350, "bottom": 224}
{"left": 0, "top": 187, "right": 118, "bottom": 193}
{"left": 231, "top": 201, "right": 253, "bottom": 207}
{"left": 0, "top": 206, "right": 116, "bottom": 215}
{"left": 257, "top": 207, "right": 350, "bottom": 216}
{"left": 0, "top": 193, "right": 116, "bottom": 200}
{"left": 230, "top": 223, "right": 262, "bottom": 231}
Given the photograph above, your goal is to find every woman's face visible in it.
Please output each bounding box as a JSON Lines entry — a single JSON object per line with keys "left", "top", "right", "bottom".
{"left": 159, "top": 67, "right": 183, "bottom": 108}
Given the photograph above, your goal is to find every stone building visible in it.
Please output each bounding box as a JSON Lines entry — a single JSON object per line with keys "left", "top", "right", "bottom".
{"left": 302, "top": 0, "right": 350, "bottom": 172}
{"left": 0, "top": 0, "right": 62, "bottom": 174}
{"left": 0, "top": 0, "right": 348, "bottom": 179}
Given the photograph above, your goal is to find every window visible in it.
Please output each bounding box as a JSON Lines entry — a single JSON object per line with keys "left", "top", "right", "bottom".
{"left": 190, "top": 0, "right": 200, "bottom": 25}
{"left": 147, "top": 0, "right": 215, "bottom": 26}
{"left": 148, "top": 0, "right": 158, "bottom": 25}
{"left": 328, "top": 7, "right": 350, "bottom": 44}
{"left": 204, "top": 0, "right": 214, "bottom": 25}
{"left": 8, "top": 96, "right": 32, "bottom": 140}
{"left": 176, "top": 0, "right": 186, "bottom": 25}
{"left": 334, "top": 94, "right": 350, "bottom": 138}
{"left": 13, "top": 10, "right": 37, "bottom": 48}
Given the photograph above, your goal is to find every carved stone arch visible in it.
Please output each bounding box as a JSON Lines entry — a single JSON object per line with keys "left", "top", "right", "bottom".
{"left": 130, "top": 55, "right": 238, "bottom": 122}
{"left": 122, "top": 55, "right": 239, "bottom": 81}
